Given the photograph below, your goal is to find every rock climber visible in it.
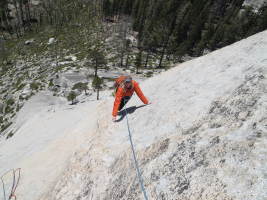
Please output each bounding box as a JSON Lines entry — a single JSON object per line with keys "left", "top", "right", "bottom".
{"left": 112, "top": 75, "right": 150, "bottom": 121}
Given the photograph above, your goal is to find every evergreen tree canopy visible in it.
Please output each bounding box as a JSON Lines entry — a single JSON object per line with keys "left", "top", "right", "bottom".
{"left": 103, "top": 0, "right": 267, "bottom": 59}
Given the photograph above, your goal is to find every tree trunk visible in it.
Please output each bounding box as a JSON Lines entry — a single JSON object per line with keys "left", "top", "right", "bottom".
{"left": 94, "top": 60, "right": 98, "bottom": 77}
{"left": 4, "top": 11, "right": 12, "bottom": 36}
{"left": 120, "top": 18, "right": 128, "bottom": 67}
{"left": 12, "top": 0, "right": 21, "bottom": 37}
{"left": 25, "top": 0, "right": 32, "bottom": 30}
{"left": 97, "top": 88, "right": 99, "bottom": 100}
{"left": 158, "top": 11, "right": 177, "bottom": 68}
{"left": 19, "top": 0, "right": 26, "bottom": 31}
{"left": 26, "top": 0, "right": 31, "bottom": 21}
{"left": 158, "top": 48, "right": 165, "bottom": 68}
{"left": 125, "top": 53, "right": 129, "bottom": 68}
{"left": 39, "top": 13, "right": 43, "bottom": 26}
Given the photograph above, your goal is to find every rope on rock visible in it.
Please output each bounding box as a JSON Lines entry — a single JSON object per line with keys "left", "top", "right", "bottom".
{"left": 1, "top": 168, "right": 21, "bottom": 200}
{"left": 124, "top": 102, "right": 148, "bottom": 200}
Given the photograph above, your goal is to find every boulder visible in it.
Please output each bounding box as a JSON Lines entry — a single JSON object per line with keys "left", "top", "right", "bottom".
{"left": 48, "top": 38, "right": 56, "bottom": 45}
{"left": 25, "top": 39, "right": 34, "bottom": 45}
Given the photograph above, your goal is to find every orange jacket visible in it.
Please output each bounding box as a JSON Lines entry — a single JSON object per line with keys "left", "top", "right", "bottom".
{"left": 112, "top": 80, "right": 148, "bottom": 117}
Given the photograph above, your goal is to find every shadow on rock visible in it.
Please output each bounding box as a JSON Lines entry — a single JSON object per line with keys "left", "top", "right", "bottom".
{"left": 116, "top": 104, "right": 147, "bottom": 122}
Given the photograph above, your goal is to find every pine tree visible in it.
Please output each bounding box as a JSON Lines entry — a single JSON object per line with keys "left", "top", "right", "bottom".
{"left": 72, "top": 82, "right": 89, "bottom": 95}
{"left": 0, "top": 38, "right": 9, "bottom": 64}
{"left": 135, "top": 50, "right": 142, "bottom": 73}
{"left": 166, "top": 1, "right": 192, "bottom": 59}
{"left": 125, "top": 39, "right": 131, "bottom": 68}
{"left": 67, "top": 91, "right": 77, "bottom": 105}
{"left": 89, "top": 49, "right": 106, "bottom": 100}
{"left": 118, "top": 17, "right": 129, "bottom": 67}
{"left": 257, "top": 4, "right": 267, "bottom": 32}
{"left": 103, "top": 0, "right": 112, "bottom": 17}
{"left": 122, "top": 0, "right": 133, "bottom": 15}
{"left": 0, "top": 0, "right": 13, "bottom": 35}
{"left": 92, "top": 76, "right": 103, "bottom": 100}
{"left": 89, "top": 49, "right": 106, "bottom": 77}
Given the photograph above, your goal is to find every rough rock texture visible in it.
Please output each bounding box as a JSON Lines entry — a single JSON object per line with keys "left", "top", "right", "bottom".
{"left": 42, "top": 31, "right": 267, "bottom": 200}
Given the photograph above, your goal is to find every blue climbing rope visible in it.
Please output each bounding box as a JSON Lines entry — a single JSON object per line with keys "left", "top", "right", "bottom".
{"left": 1, "top": 168, "right": 21, "bottom": 200}
{"left": 1, "top": 177, "right": 6, "bottom": 200}
{"left": 124, "top": 102, "right": 148, "bottom": 200}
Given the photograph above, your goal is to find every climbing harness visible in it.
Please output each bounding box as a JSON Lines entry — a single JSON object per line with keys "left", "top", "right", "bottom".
{"left": 124, "top": 100, "right": 148, "bottom": 200}
{"left": 1, "top": 168, "right": 21, "bottom": 200}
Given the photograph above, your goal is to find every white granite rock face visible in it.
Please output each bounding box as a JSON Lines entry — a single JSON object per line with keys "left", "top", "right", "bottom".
{"left": 43, "top": 31, "right": 267, "bottom": 200}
